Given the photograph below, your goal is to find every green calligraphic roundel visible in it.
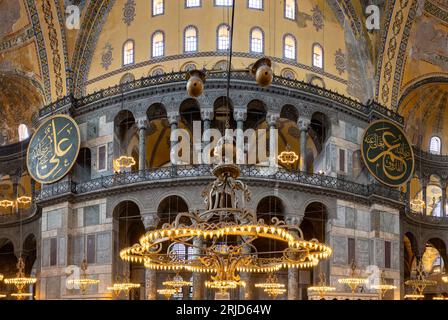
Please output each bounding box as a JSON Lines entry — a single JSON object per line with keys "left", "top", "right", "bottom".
{"left": 27, "top": 114, "right": 81, "bottom": 184}
{"left": 361, "top": 120, "right": 414, "bottom": 187}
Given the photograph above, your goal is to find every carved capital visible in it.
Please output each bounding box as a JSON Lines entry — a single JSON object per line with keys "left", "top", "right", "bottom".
{"left": 167, "top": 112, "right": 180, "bottom": 126}
{"left": 136, "top": 117, "right": 147, "bottom": 130}
{"left": 233, "top": 109, "right": 247, "bottom": 122}
{"left": 266, "top": 113, "right": 279, "bottom": 127}
{"left": 141, "top": 214, "right": 160, "bottom": 230}
{"left": 200, "top": 109, "right": 214, "bottom": 121}
{"left": 297, "top": 117, "right": 311, "bottom": 132}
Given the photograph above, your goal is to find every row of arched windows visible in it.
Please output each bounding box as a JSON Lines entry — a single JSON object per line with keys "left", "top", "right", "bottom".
{"left": 151, "top": 0, "right": 297, "bottom": 19}
{"left": 122, "top": 27, "right": 325, "bottom": 68}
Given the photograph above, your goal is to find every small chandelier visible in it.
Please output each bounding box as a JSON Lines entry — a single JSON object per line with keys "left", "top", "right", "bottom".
{"left": 157, "top": 287, "right": 179, "bottom": 300}
{"left": 410, "top": 199, "right": 425, "bottom": 212}
{"left": 163, "top": 274, "right": 192, "bottom": 290}
{"left": 307, "top": 273, "right": 336, "bottom": 299}
{"left": 107, "top": 272, "right": 140, "bottom": 297}
{"left": 67, "top": 259, "right": 100, "bottom": 295}
{"left": 0, "top": 200, "right": 14, "bottom": 208}
{"left": 405, "top": 260, "right": 436, "bottom": 298}
{"left": 114, "top": 156, "right": 136, "bottom": 172}
{"left": 441, "top": 275, "right": 448, "bottom": 283}
{"left": 404, "top": 293, "right": 425, "bottom": 300}
{"left": 4, "top": 257, "right": 37, "bottom": 300}
{"left": 277, "top": 145, "right": 299, "bottom": 166}
{"left": 371, "top": 271, "right": 397, "bottom": 299}
{"left": 0, "top": 294, "right": 6, "bottom": 299}
{"left": 255, "top": 273, "right": 286, "bottom": 299}
{"left": 16, "top": 196, "right": 32, "bottom": 205}
{"left": 433, "top": 295, "right": 448, "bottom": 300}
{"left": 337, "top": 260, "right": 367, "bottom": 294}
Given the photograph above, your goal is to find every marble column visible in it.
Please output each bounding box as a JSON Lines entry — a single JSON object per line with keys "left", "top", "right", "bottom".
{"left": 192, "top": 237, "right": 204, "bottom": 300}
{"left": 141, "top": 214, "right": 161, "bottom": 300}
{"left": 234, "top": 109, "right": 247, "bottom": 165}
{"left": 239, "top": 242, "right": 252, "bottom": 300}
{"left": 421, "top": 178, "right": 428, "bottom": 215}
{"left": 168, "top": 112, "right": 179, "bottom": 174}
{"left": 298, "top": 117, "right": 311, "bottom": 172}
{"left": 286, "top": 215, "right": 301, "bottom": 300}
{"left": 442, "top": 181, "right": 447, "bottom": 217}
{"left": 266, "top": 113, "right": 279, "bottom": 168}
{"left": 201, "top": 109, "right": 214, "bottom": 164}
{"left": 137, "top": 118, "right": 147, "bottom": 172}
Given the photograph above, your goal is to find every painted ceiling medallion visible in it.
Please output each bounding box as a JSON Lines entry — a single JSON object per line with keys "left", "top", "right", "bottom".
{"left": 311, "top": 5, "right": 324, "bottom": 31}
{"left": 123, "top": 0, "right": 136, "bottom": 26}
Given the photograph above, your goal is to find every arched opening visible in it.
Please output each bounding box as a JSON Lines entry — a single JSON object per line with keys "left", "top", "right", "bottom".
{"left": 278, "top": 105, "right": 300, "bottom": 170}
{"left": 157, "top": 196, "right": 191, "bottom": 299}
{"left": 404, "top": 232, "right": 418, "bottom": 280}
{"left": 113, "top": 201, "right": 145, "bottom": 300}
{"left": 22, "top": 234, "right": 37, "bottom": 300}
{"left": 213, "top": 97, "right": 235, "bottom": 133}
{"left": 300, "top": 202, "right": 328, "bottom": 299}
{"left": 146, "top": 103, "right": 170, "bottom": 168}
{"left": 18, "top": 124, "right": 30, "bottom": 142}
{"left": 245, "top": 100, "right": 267, "bottom": 131}
{"left": 74, "top": 148, "right": 92, "bottom": 183}
{"left": 113, "top": 110, "right": 138, "bottom": 172}
{"left": 0, "top": 238, "right": 17, "bottom": 299}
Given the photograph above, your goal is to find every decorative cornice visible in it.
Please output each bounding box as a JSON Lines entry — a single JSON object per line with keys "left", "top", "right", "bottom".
{"left": 84, "top": 51, "right": 348, "bottom": 87}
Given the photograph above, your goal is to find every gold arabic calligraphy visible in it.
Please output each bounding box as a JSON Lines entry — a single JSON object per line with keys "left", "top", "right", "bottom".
{"left": 32, "top": 120, "right": 74, "bottom": 181}
{"left": 364, "top": 128, "right": 412, "bottom": 181}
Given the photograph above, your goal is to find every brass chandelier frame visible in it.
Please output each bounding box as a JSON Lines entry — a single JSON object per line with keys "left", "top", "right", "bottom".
{"left": 121, "top": 164, "right": 332, "bottom": 290}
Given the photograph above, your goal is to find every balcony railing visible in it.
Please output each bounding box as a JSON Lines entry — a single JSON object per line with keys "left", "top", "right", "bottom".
{"left": 35, "top": 165, "right": 404, "bottom": 204}
{"left": 405, "top": 209, "right": 448, "bottom": 225}
{"left": 38, "top": 71, "right": 403, "bottom": 124}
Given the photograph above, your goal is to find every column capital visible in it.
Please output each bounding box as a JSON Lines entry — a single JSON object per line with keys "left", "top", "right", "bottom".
{"left": 266, "top": 113, "right": 279, "bottom": 127}
{"left": 136, "top": 117, "right": 147, "bottom": 130}
{"left": 200, "top": 108, "right": 214, "bottom": 121}
{"left": 141, "top": 213, "right": 160, "bottom": 230}
{"left": 233, "top": 109, "right": 247, "bottom": 122}
{"left": 167, "top": 112, "right": 180, "bottom": 126}
{"left": 297, "top": 117, "right": 311, "bottom": 131}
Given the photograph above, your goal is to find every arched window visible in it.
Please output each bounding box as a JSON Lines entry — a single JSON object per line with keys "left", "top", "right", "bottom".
{"left": 313, "top": 43, "right": 324, "bottom": 69}
{"left": 284, "top": 34, "right": 296, "bottom": 60}
{"left": 183, "top": 63, "right": 197, "bottom": 71}
{"left": 215, "top": 0, "right": 232, "bottom": 6}
{"left": 120, "top": 73, "right": 135, "bottom": 84}
{"left": 123, "top": 40, "right": 134, "bottom": 65}
{"left": 430, "top": 136, "right": 442, "bottom": 155}
{"left": 152, "top": 31, "right": 165, "bottom": 57}
{"left": 281, "top": 69, "right": 295, "bottom": 79}
{"left": 285, "top": 0, "right": 296, "bottom": 20}
{"left": 186, "top": 0, "right": 200, "bottom": 7}
{"left": 152, "top": 0, "right": 164, "bottom": 15}
{"left": 18, "top": 124, "right": 29, "bottom": 141}
{"left": 184, "top": 26, "right": 198, "bottom": 52}
{"left": 250, "top": 27, "right": 264, "bottom": 53}
{"left": 248, "top": 0, "right": 263, "bottom": 10}
{"left": 217, "top": 24, "right": 230, "bottom": 51}
{"left": 151, "top": 68, "right": 164, "bottom": 76}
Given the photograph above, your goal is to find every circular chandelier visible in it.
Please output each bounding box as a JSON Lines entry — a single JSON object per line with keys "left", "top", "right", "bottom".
{"left": 433, "top": 295, "right": 448, "bottom": 300}
{"left": 121, "top": 164, "right": 332, "bottom": 292}
{"left": 404, "top": 293, "right": 425, "bottom": 300}
{"left": 0, "top": 200, "right": 14, "bottom": 208}
{"left": 255, "top": 273, "right": 286, "bottom": 299}
{"left": 371, "top": 271, "right": 397, "bottom": 299}
{"left": 337, "top": 261, "right": 367, "bottom": 294}
{"left": 163, "top": 274, "right": 192, "bottom": 289}
{"left": 307, "top": 273, "right": 336, "bottom": 299}
{"left": 67, "top": 259, "right": 100, "bottom": 295}
{"left": 4, "top": 257, "right": 37, "bottom": 300}
{"left": 405, "top": 261, "right": 436, "bottom": 297}
{"left": 16, "top": 196, "right": 32, "bottom": 205}
{"left": 410, "top": 199, "right": 425, "bottom": 212}
{"left": 114, "top": 156, "right": 136, "bottom": 172}
{"left": 107, "top": 271, "right": 140, "bottom": 297}
{"left": 157, "top": 287, "right": 179, "bottom": 300}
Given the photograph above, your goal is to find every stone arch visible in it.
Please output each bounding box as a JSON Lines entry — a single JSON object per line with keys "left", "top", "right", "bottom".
{"left": 245, "top": 99, "right": 267, "bottom": 130}
{"left": 425, "top": 237, "right": 448, "bottom": 273}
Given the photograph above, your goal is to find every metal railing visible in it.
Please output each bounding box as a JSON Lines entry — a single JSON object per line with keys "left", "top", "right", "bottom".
{"left": 38, "top": 71, "right": 402, "bottom": 124}
{"left": 35, "top": 165, "right": 405, "bottom": 203}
